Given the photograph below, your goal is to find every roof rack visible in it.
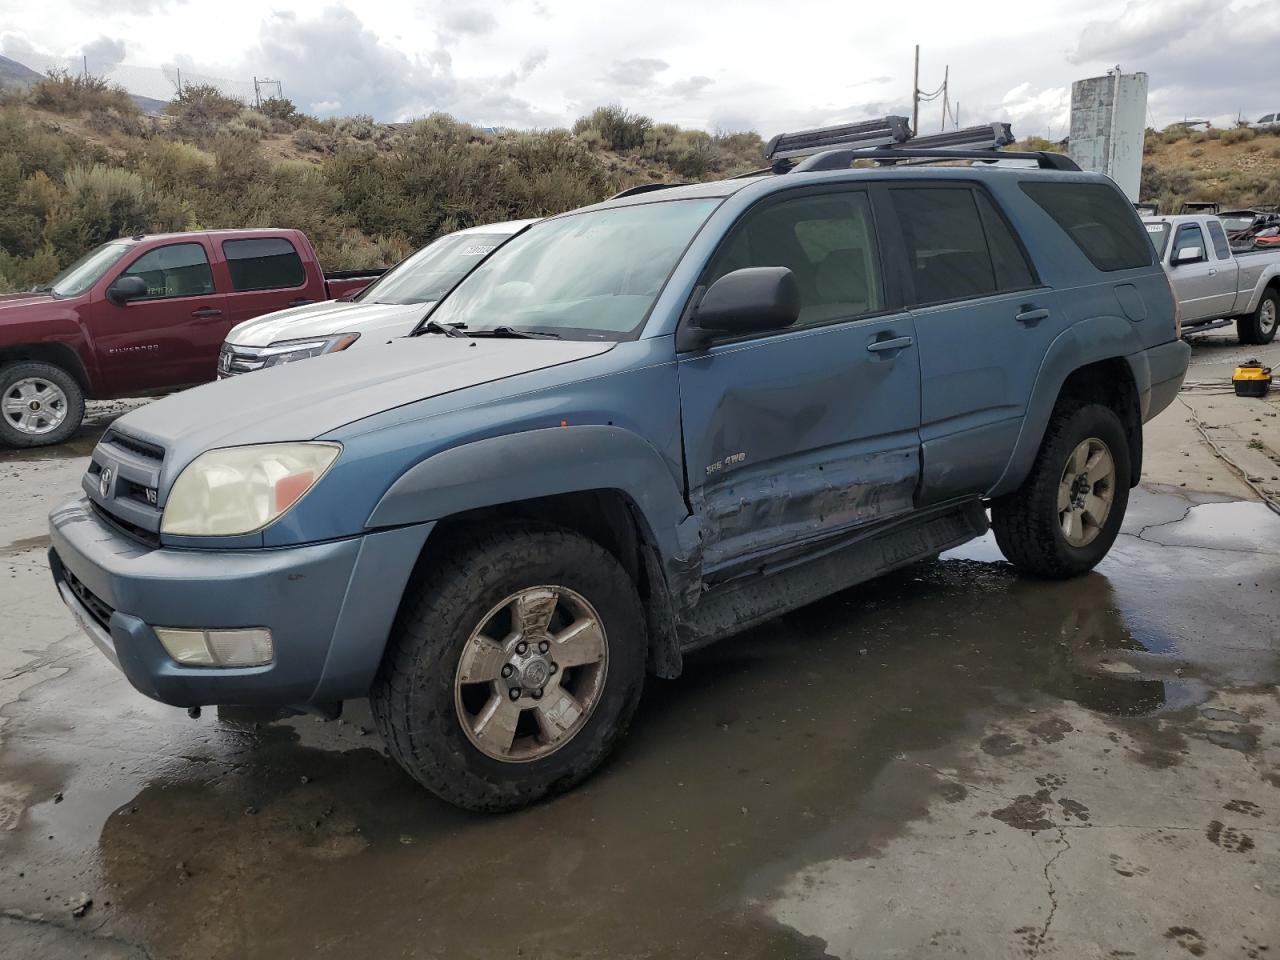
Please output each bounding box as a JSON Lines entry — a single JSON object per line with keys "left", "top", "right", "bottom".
{"left": 789, "top": 146, "right": 1079, "bottom": 173}
{"left": 896, "top": 122, "right": 1015, "bottom": 151}
{"left": 764, "top": 116, "right": 911, "bottom": 163}
{"left": 608, "top": 182, "right": 688, "bottom": 200}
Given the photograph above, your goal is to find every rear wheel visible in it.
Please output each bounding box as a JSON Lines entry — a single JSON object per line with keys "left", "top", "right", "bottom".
{"left": 371, "top": 523, "right": 646, "bottom": 811}
{"left": 0, "top": 361, "right": 85, "bottom": 448}
{"left": 991, "top": 402, "right": 1131, "bottom": 579}
{"left": 1237, "top": 289, "right": 1279, "bottom": 345}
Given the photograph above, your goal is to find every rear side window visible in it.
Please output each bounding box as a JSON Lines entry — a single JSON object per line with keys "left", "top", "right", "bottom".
{"left": 1206, "top": 220, "right": 1231, "bottom": 260}
{"left": 1020, "top": 181, "right": 1153, "bottom": 272}
{"left": 974, "top": 191, "right": 1036, "bottom": 291}
{"left": 222, "top": 238, "right": 306, "bottom": 291}
{"left": 890, "top": 187, "right": 1035, "bottom": 306}
{"left": 119, "top": 243, "right": 215, "bottom": 299}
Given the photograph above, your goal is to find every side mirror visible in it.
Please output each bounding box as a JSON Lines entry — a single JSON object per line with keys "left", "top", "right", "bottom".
{"left": 1171, "top": 246, "right": 1204, "bottom": 266}
{"left": 679, "top": 267, "right": 801, "bottom": 350}
{"left": 106, "top": 275, "right": 149, "bottom": 305}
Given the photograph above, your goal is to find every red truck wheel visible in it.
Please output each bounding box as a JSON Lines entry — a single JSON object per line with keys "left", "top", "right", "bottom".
{"left": 0, "top": 361, "right": 85, "bottom": 448}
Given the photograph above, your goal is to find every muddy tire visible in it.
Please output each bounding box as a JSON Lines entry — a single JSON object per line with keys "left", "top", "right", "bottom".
{"left": 991, "top": 403, "right": 1131, "bottom": 579}
{"left": 1237, "top": 289, "right": 1279, "bottom": 345}
{"left": 0, "top": 361, "right": 85, "bottom": 448}
{"left": 371, "top": 522, "right": 646, "bottom": 812}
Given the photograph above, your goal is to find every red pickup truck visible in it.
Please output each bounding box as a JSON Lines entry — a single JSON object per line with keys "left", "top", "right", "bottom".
{"left": 0, "top": 228, "right": 381, "bottom": 447}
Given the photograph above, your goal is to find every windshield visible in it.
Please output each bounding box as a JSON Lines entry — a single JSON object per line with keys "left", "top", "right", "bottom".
{"left": 1144, "top": 222, "right": 1171, "bottom": 258}
{"left": 48, "top": 242, "right": 131, "bottom": 298}
{"left": 427, "top": 199, "right": 721, "bottom": 340}
{"left": 1221, "top": 216, "right": 1254, "bottom": 232}
{"left": 355, "top": 232, "right": 515, "bottom": 305}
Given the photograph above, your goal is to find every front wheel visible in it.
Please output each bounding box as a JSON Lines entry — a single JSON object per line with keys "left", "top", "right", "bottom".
{"left": 1237, "top": 289, "right": 1279, "bottom": 345}
{"left": 991, "top": 403, "right": 1131, "bottom": 579}
{"left": 371, "top": 523, "right": 646, "bottom": 811}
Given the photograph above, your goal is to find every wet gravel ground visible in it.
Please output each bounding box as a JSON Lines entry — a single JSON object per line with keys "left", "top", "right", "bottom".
{"left": 0, "top": 393, "right": 1278, "bottom": 959}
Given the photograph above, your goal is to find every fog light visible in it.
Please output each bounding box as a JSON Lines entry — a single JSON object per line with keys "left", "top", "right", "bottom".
{"left": 155, "top": 627, "right": 274, "bottom": 667}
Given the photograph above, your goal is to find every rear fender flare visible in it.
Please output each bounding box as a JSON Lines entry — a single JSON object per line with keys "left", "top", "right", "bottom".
{"left": 989, "top": 314, "right": 1141, "bottom": 498}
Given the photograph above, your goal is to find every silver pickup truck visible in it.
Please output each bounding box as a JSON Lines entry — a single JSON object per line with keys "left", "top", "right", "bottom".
{"left": 1144, "top": 214, "right": 1280, "bottom": 344}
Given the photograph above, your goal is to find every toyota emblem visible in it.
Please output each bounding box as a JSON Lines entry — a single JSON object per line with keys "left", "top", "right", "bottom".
{"left": 99, "top": 467, "right": 112, "bottom": 499}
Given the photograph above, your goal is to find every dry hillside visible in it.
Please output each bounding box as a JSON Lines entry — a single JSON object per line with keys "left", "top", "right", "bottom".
{"left": 2, "top": 72, "right": 1278, "bottom": 293}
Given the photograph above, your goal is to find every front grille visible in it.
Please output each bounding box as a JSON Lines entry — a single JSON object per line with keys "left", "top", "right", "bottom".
{"left": 101, "top": 430, "right": 164, "bottom": 463}
{"left": 91, "top": 498, "right": 161, "bottom": 548}
{"left": 62, "top": 564, "right": 115, "bottom": 630}
{"left": 86, "top": 427, "right": 166, "bottom": 541}
{"left": 219, "top": 343, "right": 267, "bottom": 377}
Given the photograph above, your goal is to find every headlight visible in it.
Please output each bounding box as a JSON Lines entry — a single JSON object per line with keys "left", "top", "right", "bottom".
{"left": 161, "top": 442, "right": 341, "bottom": 536}
{"left": 259, "top": 333, "right": 360, "bottom": 368}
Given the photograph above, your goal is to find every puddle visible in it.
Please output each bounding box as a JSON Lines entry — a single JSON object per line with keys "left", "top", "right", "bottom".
{"left": 0, "top": 486, "right": 1276, "bottom": 958}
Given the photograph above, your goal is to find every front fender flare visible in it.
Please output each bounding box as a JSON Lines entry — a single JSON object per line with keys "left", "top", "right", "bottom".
{"left": 366, "top": 424, "right": 695, "bottom": 567}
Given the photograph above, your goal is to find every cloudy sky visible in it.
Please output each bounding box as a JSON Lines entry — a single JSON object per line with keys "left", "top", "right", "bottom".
{"left": 2, "top": 0, "right": 1276, "bottom": 136}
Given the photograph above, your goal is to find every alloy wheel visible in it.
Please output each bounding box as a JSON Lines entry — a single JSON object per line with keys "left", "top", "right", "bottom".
{"left": 2, "top": 377, "right": 68, "bottom": 436}
{"left": 1057, "top": 437, "right": 1115, "bottom": 547}
{"left": 454, "top": 585, "right": 609, "bottom": 762}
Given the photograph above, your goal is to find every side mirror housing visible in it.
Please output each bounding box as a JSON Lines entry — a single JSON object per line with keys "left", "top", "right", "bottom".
{"left": 1171, "top": 246, "right": 1204, "bottom": 266}
{"left": 106, "top": 275, "right": 149, "bottom": 305}
{"left": 678, "top": 267, "right": 801, "bottom": 351}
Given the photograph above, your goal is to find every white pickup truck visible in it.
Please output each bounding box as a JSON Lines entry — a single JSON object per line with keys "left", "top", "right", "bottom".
{"left": 1144, "top": 214, "right": 1280, "bottom": 344}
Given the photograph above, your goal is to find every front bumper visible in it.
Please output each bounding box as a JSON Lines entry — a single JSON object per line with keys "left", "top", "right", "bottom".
{"left": 49, "top": 497, "right": 432, "bottom": 708}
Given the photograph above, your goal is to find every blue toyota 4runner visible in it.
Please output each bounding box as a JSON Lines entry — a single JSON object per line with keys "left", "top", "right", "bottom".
{"left": 49, "top": 122, "right": 1190, "bottom": 810}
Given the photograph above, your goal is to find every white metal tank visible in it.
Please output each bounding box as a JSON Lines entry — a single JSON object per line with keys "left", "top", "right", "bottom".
{"left": 1069, "top": 69, "right": 1149, "bottom": 201}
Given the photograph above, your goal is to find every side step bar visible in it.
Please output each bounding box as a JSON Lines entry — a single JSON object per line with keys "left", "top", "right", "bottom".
{"left": 676, "top": 500, "right": 989, "bottom": 651}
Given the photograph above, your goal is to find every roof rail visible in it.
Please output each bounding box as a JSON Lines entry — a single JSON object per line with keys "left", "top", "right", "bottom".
{"left": 789, "top": 147, "right": 1080, "bottom": 173}
{"left": 765, "top": 116, "right": 911, "bottom": 163}
{"left": 893, "top": 122, "right": 1015, "bottom": 152}
{"left": 608, "top": 182, "right": 687, "bottom": 200}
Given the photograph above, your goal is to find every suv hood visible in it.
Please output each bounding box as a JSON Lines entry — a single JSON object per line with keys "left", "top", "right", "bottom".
{"left": 115, "top": 336, "right": 615, "bottom": 473}
{"left": 226, "top": 300, "right": 433, "bottom": 348}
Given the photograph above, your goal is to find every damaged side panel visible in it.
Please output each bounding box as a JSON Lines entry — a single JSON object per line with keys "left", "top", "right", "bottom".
{"left": 693, "top": 444, "right": 920, "bottom": 582}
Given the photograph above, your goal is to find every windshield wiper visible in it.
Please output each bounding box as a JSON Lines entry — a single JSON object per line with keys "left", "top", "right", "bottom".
{"left": 417, "top": 319, "right": 470, "bottom": 338}
{"left": 469, "top": 326, "right": 562, "bottom": 340}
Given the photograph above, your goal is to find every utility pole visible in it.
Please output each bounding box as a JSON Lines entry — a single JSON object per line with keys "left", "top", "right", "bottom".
{"left": 911, "top": 44, "right": 920, "bottom": 135}
{"left": 175, "top": 67, "right": 183, "bottom": 95}
{"left": 940, "top": 64, "right": 949, "bottom": 131}
{"left": 82, "top": 55, "right": 88, "bottom": 79}
{"left": 253, "top": 76, "right": 261, "bottom": 109}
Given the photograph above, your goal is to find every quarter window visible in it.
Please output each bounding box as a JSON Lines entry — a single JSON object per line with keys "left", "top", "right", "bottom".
{"left": 890, "top": 187, "right": 1035, "bottom": 306}
{"left": 704, "top": 191, "right": 884, "bottom": 329}
{"left": 118, "top": 243, "right": 215, "bottom": 299}
{"left": 222, "top": 237, "right": 306, "bottom": 291}
{"left": 1206, "top": 220, "right": 1231, "bottom": 260}
{"left": 1020, "top": 181, "right": 1153, "bottom": 272}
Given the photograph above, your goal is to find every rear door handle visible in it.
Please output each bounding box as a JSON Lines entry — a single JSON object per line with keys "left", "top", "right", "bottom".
{"left": 1015, "top": 307, "right": 1050, "bottom": 324}
{"left": 190, "top": 307, "right": 223, "bottom": 319}
{"left": 866, "top": 335, "right": 914, "bottom": 354}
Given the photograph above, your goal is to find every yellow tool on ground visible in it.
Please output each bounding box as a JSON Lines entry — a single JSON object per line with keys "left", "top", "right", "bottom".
{"left": 1233, "top": 358, "right": 1272, "bottom": 398}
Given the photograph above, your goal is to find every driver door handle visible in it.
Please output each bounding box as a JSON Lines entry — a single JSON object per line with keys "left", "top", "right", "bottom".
{"left": 866, "top": 335, "right": 914, "bottom": 353}
{"left": 288, "top": 298, "right": 315, "bottom": 307}
{"left": 190, "top": 307, "right": 223, "bottom": 319}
